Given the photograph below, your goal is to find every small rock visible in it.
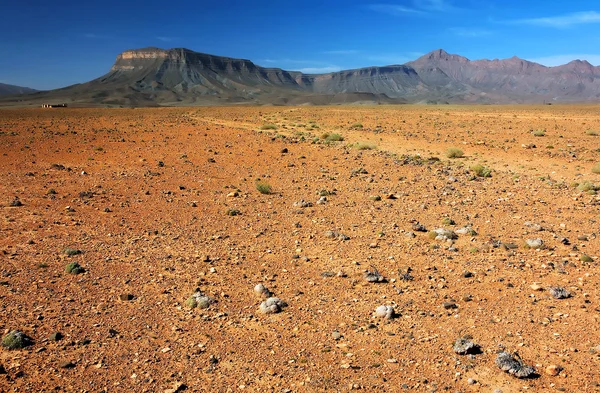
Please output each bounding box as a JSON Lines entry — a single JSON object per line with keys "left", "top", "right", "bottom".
{"left": 0, "top": 364, "right": 6, "bottom": 374}
{"left": 453, "top": 337, "right": 480, "bottom": 355}
{"left": 49, "top": 332, "right": 63, "bottom": 342}
{"left": 462, "top": 271, "right": 473, "bottom": 278}
{"left": 545, "top": 364, "right": 563, "bottom": 376}
{"left": 433, "top": 228, "right": 458, "bottom": 240}
{"left": 254, "top": 283, "right": 273, "bottom": 298}
{"left": 364, "top": 267, "right": 386, "bottom": 283}
{"left": 404, "top": 231, "right": 416, "bottom": 238}
{"left": 259, "top": 297, "right": 287, "bottom": 314}
{"left": 530, "top": 283, "right": 543, "bottom": 291}
{"left": 548, "top": 287, "right": 571, "bottom": 299}
{"left": 9, "top": 197, "right": 23, "bottom": 207}
{"left": 442, "top": 301, "right": 457, "bottom": 310}
{"left": 374, "top": 305, "right": 395, "bottom": 319}
{"left": 332, "top": 331, "right": 342, "bottom": 340}
{"left": 186, "top": 292, "right": 216, "bottom": 309}
{"left": 525, "top": 238, "right": 544, "bottom": 249}
{"left": 59, "top": 361, "right": 75, "bottom": 369}
{"left": 119, "top": 294, "right": 134, "bottom": 301}
{"left": 164, "top": 382, "right": 187, "bottom": 393}
{"left": 412, "top": 223, "right": 427, "bottom": 232}
{"left": 495, "top": 351, "right": 536, "bottom": 378}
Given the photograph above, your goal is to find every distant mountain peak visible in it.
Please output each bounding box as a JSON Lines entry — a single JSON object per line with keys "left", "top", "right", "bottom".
{"left": 413, "top": 49, "right": 470, "bottom": 64}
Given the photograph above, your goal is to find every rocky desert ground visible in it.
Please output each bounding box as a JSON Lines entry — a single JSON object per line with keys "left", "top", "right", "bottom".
{"left": 1, "top": 105, "right": 600, "bottom": 392}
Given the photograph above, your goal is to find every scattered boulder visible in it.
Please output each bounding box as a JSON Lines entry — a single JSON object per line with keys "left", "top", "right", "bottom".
{"left": 456, "top": 226, "right": 477, "bottom": 236}
{"left": 293, "top": 200, "right": 313, "bottom": 208}
{"left": 431, "top": 228, "right": 458, "bottom": 240}
{"left": 548, "top": 287, "right": 571, "bottom": 299}
{"left": 453, "top": 337, "right": 480, "bottom": 355}
{"left": 364, "top": 267, "right": 386, "bottom": 283}
{"left": 412, "top": 223, "right": 427, "bottom": 232}
{"left": 545, "top": 364, "right": 563, "bottom": 376}
{"left": 1, "top": 330, "right": 33, "bottom": 350}
{"left": 324, "top": 230, "right": 349, "bottom": 241}
{"left": 253, "top": 283, "right": 273, "bottom": 298}
{"left": 186, "top": 292, "right": 216, "bottom": 309}
{"left": 495, "top": 351, "right": 536, "bottom": 378}
{"left": 525, "top": 238, "right": 544, "bottom": 249}
{"left": 259, "top": 297, "right": 287, "bottom": 314}
{"left": 374, "top": 305, "right": 395, "bottom": 319}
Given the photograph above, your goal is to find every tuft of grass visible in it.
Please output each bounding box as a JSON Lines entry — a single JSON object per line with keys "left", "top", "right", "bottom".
{"left": 64, "top": 248, "right": 82, "bottom": 256}
{"left": 446, "top": 147, "right": 464, "bottom": 159}
{"left": 586, "top": 130, "right": 598, "bottom": 136}
{"left": 441, "top": 217, "right": 456, "bottom": 225}
{"left": 260, "top": 124, "right": 277, "bottom": 130}
{"left": 577, "top": 181, "right": 600, "bottom": 192}
{"left": 352, "top": 142, "right": 376, "bottom": 150}
{"left": 581, "top": 254, "right": 594, "bottom": 263}
{"left": 322, "top": 133, "right": 344, "bottom": 142}
{"left": 470, "top": 164, "right": 492, "bottom": 178}
{"left": 256, "top": 181, "right": 272, "bottom": 195}
{"left": 592, "top": 163, "right": 600, "bottom": 174}
{"left": 350, "top": 123, "right": 363, "bottom": 129}
{"left": 532, "top": 129, "right": 546, "bottom": 137}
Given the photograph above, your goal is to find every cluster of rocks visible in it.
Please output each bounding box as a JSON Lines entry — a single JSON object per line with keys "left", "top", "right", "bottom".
{"left": 255, "top": 284, "right": 287, "bottom": 314}
{"left": 186, "top": 291, "right": 216, "bottom": 309}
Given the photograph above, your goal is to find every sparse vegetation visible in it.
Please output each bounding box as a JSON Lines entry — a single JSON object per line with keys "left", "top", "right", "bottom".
{"left": 260, "top": 124, "right": 277, "bottom": 130}
{"left": 350, "top": 122, "right": 363, "bottom": 129}
{"left": 65, "top": 262, "right": 85, "bottom": 274}
{"left": 471, "top": 164, "right": 492, "bottom": 177}
{"left": 256, "top": 181, "right": 272, "bottom": 194}
{"left": 446, "top": 147, "right": 464, "bottom": 158}
{"left": 592, "top": 163, "right": 600, "bottom": 174}
{"left": 532, "top": 129, "right": 546, "bottom": 137}
{"left": 321, "top": 132, "right": 344, "bottom": 142}
{"left": 351, "top": 142, "right": 376, "bottom": 150}
{"left": 586, "top": 130, "right": 598, "bottom": 136}
{"left": 64, "top": 248, "right": 82, "bottom": 256}
{"left": 2, "top": 330, "right": 32, "bottom": 349}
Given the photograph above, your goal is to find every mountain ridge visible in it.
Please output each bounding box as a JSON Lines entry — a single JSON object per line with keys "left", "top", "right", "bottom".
{"left": 3, "top": 48, "right": 600, "bottom": 106}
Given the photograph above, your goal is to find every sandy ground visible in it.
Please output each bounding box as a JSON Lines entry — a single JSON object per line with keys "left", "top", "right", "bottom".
{"left": 1, "top": 105, "right": 600, "bottom": 392}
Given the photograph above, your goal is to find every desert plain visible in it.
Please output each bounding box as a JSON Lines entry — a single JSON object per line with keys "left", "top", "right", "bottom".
{"left": 1, "top": 105, "right": 600, "bottom": 392}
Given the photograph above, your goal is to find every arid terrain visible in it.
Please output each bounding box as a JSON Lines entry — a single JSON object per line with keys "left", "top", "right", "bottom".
{"left": 1, "top": 105, "right": 600, "bottom": 392}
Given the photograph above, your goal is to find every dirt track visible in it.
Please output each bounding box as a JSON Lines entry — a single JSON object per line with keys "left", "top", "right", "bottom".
{"left": 1, "top": 105, "right": 600, "bottom": 392}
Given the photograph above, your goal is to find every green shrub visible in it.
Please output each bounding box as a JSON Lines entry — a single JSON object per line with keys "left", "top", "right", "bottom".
{"left": 256, "top": 181, "right": 272, "bottom": 194}
{"left": 592, "top": 163, "right": 600, "bottom": 174}
{"left": 2, "top": 330, "right": 32, "bottom": 349}
{"left": 586, "top": 130, "right": 598, "bottom": 136}
{"left": 446, "top": 147, "right": 464, "bottom": 159}
{"left": 577, "top": 181, "right": 599, "bottom": 192}
{"left": 471, "top": 164, "right": 492, "bottom": 178}
{"left": 442, "top": 217, "right": 456, "bottom": 225}
{"left": 581, "top": 254, "right": 594, "bottom": 263}
{"left": 65, "top": 262, "right": 85, "bottom": 274}
{"left": 350, "top": 123, "right": 363, "bottom": 129}
{"left": 260, "top": 124, "right": 277, "bottom": 130}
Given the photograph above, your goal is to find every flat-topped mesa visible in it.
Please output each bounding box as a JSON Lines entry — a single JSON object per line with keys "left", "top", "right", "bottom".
{"left": 111, "top": 47, "right": 263, "bottom": 74}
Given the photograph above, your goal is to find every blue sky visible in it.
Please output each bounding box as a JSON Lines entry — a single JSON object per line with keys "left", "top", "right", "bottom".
{"left": 3, "top": 0, "right": 600, "bottom": 90}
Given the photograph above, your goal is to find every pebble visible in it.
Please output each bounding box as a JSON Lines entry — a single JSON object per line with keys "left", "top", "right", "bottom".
{"left": 525, "top": 238, "right": 544, "bottom": 249}
{"left": 49, "top": 332, "right": 63, "bottom": 341}
{"left": 545, "top": 364, "right": 563, "bottom": 376}
{"left": 549, "top": 287, "right": 571, "bottom": 299}
{"left": 530, "top": 283, "right": 543, "bottom": 291}
{"left": 332, "top": 331, "right": 342, "bottom": 340}
{"left": 119, "top": 294, "right": 134, "bottom": 301}
{"left": 259, "top": 297, "right": 287, "bottom": 314}
{"left": 442, "top": 301, "right": 457, "bottom": 310}
{"left": 58, "top": 361, "right": 75, "bottom": 369}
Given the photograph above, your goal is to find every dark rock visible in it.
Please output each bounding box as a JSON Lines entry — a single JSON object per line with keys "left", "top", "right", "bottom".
{"left": 59, "top": 361, "right": 75, "bottom": 369}
{"left": 119, "top": 293, "right": 135, "bottom": 301}
{"left": 496, "top": 351, "right": 536, "bottom": 378}
{"left": 49, "top": 332, "right": 63, "bottom": 342}
{"left": 442, "top": 302, "right": 458, "bottom": 310}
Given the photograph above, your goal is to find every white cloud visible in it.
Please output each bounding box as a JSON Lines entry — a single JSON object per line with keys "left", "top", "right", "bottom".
{"left": 323, "top": 50, "right": 359, "bottom": 55}
{"left": 512, "top": 11, "right": 600, "bottom": 28}
{"left": 368, "top": 0, "right": 455, "bottom": 15}
{"left": 448, "top": 27, "right": 492, "bottom": 37}
{"left": 527, "top": 54, "right": 600, "bottom": 67}
{"left": 297, "top": 66, "right": 342, "bottom": 74}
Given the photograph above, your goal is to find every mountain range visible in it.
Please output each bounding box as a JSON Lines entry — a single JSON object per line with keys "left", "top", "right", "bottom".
{"left": 3, "top": 47, "right": 600, "bottom": 106}
{"left": 0, "top": 83, "right": 37, "bottom": 96}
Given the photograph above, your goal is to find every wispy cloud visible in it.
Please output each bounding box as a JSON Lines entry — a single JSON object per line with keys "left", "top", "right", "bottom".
{"left": 323, "top": 50, "right": 359, "bottom": 55}
{"left": 511, "top": 11, "right": 600, "bottom": 28}
{"left": 156, "top": 36, "right": 176, "bottom": 42}
{"left": 527, "top": 54, "right": 600, "bottom": 67}
{"left": 368, "top": 4, "right": 424, "bottom": 15}
{"left": 84, "top": 33, "right": 111, "bottom": 39}
{"left": 448, "top": 27, "right": 492, "bottom": 37}
{"left": 368, "top": 0, "right": 456, "bottom": 15}
{"left": 297, "top": 66, "right": 342, "bottom": 74}
{"left": 368, "top": 52, "right": 424, "bottom": 65}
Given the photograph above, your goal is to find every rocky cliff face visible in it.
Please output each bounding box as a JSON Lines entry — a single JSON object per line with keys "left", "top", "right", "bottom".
{"left": 6, "top": 47, "right": 600, "bottom": 106}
